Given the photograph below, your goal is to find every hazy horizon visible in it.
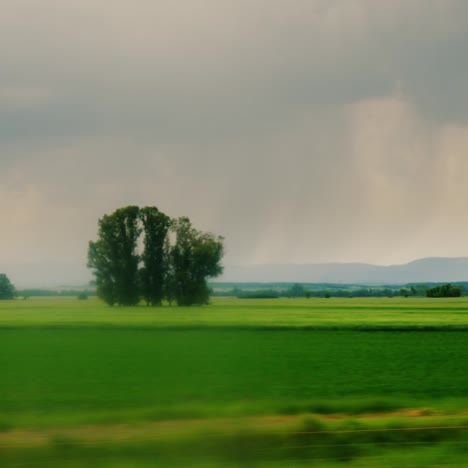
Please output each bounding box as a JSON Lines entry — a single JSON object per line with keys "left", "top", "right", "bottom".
{"left": 2, "top": 1, "right": 468, "bottom": 274}
{"left": 4, "top": 255, "right": 468, "bottom": 289}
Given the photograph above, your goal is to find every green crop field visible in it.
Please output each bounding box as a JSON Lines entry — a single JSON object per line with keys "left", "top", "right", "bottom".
{"left": 1, "top": 297, "right": 468, "bottom": 466}
{"left": 3, "top": 296, "right": 468, "bottom": 329}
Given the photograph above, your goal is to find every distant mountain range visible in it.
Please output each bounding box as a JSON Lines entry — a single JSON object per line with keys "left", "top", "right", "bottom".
{"left": 218, "top": 257, "right": 468, "bottom": 284}
{"left": 3, "top": 257, "right": 468, "bottom": 288}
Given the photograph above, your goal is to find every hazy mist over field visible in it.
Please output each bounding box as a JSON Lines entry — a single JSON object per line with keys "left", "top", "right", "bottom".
{"left": 2, "top": 1, "right": 468, "bottom": 286}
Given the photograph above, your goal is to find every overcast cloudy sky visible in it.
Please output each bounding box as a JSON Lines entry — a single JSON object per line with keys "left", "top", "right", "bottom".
{"left": 2, "top": 0, "right": 468, "bottom": 285}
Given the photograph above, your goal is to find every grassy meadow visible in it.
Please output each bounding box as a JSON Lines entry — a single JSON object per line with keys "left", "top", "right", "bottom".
{"left": 1, "top": 296, "right": 468, "bottom": 466}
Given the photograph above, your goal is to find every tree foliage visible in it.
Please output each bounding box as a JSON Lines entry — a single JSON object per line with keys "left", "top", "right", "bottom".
{"left": 139, "top": 207, "right": 171, "bottom": 306}
{"left": 88, "top": 207, "right": 224, "bottom": 306}
{"left": 0, "top": 273, "right": 16, "bottom": 300}
{"left": 288, "top": 283, "right": 305, "bottom": 298}
{"left": 426, "top": 283, "right": 461, "bottom": 298}
{"left": 88, "top": 206, "right": 141, "bottom": 306}
{"left": 169, "top": 217, "right": 224, "bottom": 306}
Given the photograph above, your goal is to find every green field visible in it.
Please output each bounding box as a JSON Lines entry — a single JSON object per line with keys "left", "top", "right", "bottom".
{"left": 1, "top": 297, "right": 468, "bottom": 466}
{"left": 3, "top": 296, "right": 468, "bottom": 329}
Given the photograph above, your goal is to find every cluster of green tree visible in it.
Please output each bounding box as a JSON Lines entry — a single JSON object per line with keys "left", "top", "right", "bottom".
{"left": 234, "top": 288, "right": 280, "bottom": 299}
{"left": 0, "top": 274, "right": 15, "bottom": 300}
{"left": 403, "top": 283, "right": 467, "bottom": 297}
{"left": 88, "top": 206, "right": 224, "bottom": 306}
{"left": 288, "top": 283, "right": 307, "bottom": 297}
{"left": 426, "top": 283, "right": 462, "bottom": 298}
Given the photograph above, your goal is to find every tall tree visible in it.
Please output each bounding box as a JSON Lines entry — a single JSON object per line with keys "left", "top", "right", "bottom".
{"left": 139, "top": 206, "right": 171, "bottom": 306}
{"left": 0, "top": 274, "right": 15, "bottom": 300}
{"left": 88, "top": 206, "right": 141, "bottom": 306}
{"left": 163, "top": 235, "right": 177, "bottom": 306}
{"left": 169, "top": 217, "right": 224, "bottom": 306}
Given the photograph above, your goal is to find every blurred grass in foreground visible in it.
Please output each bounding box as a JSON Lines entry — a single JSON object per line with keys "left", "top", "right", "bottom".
{"left": 2, "top": 414, "right": 468, "bottom": 467}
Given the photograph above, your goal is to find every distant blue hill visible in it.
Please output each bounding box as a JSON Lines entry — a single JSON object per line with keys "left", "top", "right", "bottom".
{"left": 218, "top": 257, "right": 468, "bottom": 284}
{"left": 3, "top": 257, "right": 468, "bottom": 289}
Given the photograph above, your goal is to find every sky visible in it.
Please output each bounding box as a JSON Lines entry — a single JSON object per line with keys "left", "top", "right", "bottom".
{"left": 2, "top": 0, "right": 468, "bottom": 286}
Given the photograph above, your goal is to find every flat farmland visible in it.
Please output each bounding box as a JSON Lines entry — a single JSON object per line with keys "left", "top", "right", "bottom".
{"left": 2, "top": 296, "right": 468, "bottom": 329}
{"left": 1, "top": 297, "right": 468, "bottom": 466}
{"left": 2, "top": 328, "right": 468, "bottom": 427}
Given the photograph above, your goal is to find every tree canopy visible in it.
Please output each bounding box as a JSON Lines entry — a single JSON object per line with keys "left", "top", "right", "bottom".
{"left": 139, "top": 206, "right": 171, "bottom": 306}
{"left": 169, "top": 217, "right": 224, "bottom": 306}
{"left": 426, "top": 283, "right": 461, "bottom": 298}
{"left": 88, "top": 206, "right": 224, "bottom": 306}
{"left": 0, "top": 274, "right": 16, "bottom": 300}
{"left": 88, "top": 206, "right": 141, "bottom": 306}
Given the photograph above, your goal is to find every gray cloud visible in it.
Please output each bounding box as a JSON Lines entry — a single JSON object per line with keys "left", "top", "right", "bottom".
{"left": 1, "top": 0, "right": 468, "bottom": 285}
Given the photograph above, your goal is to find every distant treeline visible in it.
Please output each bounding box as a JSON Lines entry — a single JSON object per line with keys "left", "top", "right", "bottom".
{"left": 14, "top": 282, "right": 466, "bottom": 299}
{"left": 210, "top": 282, "right": 468, "bottom": 298}
{"left": 17, "top": 289, "right": 96, "bottom": 298}
{"left": 426, "top": 283, "right": 461, "bottom": 298}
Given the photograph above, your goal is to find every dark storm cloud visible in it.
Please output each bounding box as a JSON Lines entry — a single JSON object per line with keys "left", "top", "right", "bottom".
{"left": 1, "top": 0, "right": 468, "bottom": 285}
{"left": 2, "top": 0, "right": 466, "bottom": 143}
